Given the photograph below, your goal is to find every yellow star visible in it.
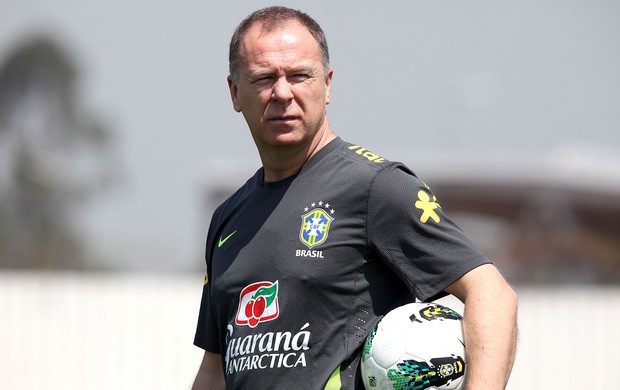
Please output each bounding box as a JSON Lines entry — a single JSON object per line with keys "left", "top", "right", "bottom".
{"left": 415, "top": 190, "right": 441, "bottom": 223}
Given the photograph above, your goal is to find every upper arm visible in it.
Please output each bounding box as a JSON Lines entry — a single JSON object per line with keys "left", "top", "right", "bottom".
{"left": 367, "top": 165, "right": 490, "bottom": 301}
{"left": 192, "top": 351, "right": 225, "bottom": 390}
{"left": 444, "top": 263, "right": 516, "bottom": 303}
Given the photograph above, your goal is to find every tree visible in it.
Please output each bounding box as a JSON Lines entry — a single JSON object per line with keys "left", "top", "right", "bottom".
{"left": 0, "top": 36, "right": 116, "bottom": 269}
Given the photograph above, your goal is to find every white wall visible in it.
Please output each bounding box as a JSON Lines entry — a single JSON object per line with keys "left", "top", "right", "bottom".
{"left": 1, "top": 272, "right": 618, "bottom": 389}
{"left": 0, "top": 272, "right": 204, "bottom": 390}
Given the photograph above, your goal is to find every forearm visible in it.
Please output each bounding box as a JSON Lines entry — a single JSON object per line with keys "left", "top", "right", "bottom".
{"left": 461, "top": 275, "right": 518, "bottom": 389}
{"left": 444, "top": 264, "right": 518, "bottom": 390}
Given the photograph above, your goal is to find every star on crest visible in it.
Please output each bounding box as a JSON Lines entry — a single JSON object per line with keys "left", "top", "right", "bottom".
{"left": 303, "top": 200, "right": 336, "bottom": 215}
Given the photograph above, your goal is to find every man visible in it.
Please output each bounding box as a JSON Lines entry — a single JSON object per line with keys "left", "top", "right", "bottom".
{"left": 193, "top": 6, "right": 517, "bottom": 390}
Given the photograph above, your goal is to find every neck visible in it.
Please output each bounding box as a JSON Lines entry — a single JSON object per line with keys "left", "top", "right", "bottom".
{"left": 260, "top": 125, "right": 336, "bottom": 183}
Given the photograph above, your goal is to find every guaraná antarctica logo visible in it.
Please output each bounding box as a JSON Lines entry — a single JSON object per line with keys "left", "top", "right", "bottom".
{"left": 228, "top": 281, "right": 313, "bottom": 375}
{"left": 235, "top": 281, "right": 280, "bottom": 328}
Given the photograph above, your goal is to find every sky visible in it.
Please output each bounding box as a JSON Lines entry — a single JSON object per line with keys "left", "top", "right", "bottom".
{"left": 2, "top": 0, "right": 619, "bottom": 272}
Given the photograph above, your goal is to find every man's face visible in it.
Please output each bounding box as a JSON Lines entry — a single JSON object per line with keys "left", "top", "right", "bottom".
{"left": 228, "top": 21, "right": 333, "bottom": 150}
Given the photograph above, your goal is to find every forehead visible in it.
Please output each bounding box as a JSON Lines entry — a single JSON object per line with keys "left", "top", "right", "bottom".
{"left": 239, "top": 21, "right": 322, "bottom": 69}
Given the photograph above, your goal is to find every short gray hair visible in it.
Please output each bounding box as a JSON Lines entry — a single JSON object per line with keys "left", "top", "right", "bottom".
{"left": 228, "top": 6, "right": 330, "bottom": 84}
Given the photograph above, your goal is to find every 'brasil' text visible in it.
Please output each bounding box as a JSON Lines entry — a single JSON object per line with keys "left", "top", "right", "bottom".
{"left": 295, "top": 250, "right": 324, "bottom": 258}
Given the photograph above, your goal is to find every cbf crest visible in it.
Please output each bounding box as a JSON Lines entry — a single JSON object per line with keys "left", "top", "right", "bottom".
{"left": 299, "top": 201, "right": 335, "bottom": 249}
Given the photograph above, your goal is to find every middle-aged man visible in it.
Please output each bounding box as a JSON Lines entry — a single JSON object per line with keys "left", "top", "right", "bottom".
{"left": 193, "top": 6, "right": 517, "bottom": 390}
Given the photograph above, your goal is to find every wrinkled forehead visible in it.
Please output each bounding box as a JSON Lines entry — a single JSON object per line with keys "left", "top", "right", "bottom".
{"left": 239, "top": 20, "right": 321, "bottom": 62}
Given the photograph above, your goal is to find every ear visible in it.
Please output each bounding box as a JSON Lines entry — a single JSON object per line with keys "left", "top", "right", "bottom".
{"left": 227, "top": 75, "right": 242, "bottom": 112}
{"left": 324, "top": 67, "right": 334, "bottom": 105}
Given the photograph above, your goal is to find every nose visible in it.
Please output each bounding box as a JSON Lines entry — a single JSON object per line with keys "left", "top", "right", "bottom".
{"left": 271, "top": 77, "right": 294, "bottom": 102}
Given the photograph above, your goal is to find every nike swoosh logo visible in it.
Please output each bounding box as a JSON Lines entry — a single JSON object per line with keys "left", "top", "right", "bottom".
{"left": 217, "top": 230, "right": 237, "bottom": 247}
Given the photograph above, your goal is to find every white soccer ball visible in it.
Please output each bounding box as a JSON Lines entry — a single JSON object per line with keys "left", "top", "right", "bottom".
{"left": 361, "top": 302, "right": 466, "bottom": 390}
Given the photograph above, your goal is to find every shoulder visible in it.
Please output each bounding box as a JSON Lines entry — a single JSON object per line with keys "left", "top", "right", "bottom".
{"left": 212, "top": 168, "right": 262, "bottom": 220}
{"left": 306, "top": 139, "right": 425, "bottom": 195}
{"left": 333, "top": 139, "right": 423, "bottom": 184}
{"left": 320, "top": 139, "right": 408, "bottom": 176}
{"left": 335, "top": 140, "right": 392, "bottom": 168}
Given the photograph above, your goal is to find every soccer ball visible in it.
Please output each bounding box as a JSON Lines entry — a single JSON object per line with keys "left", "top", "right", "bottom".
{"left": 361, "top": 302, "right": 466, "bottom": 390}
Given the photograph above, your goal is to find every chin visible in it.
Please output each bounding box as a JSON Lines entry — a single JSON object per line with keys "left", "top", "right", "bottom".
{"left": 261, "top": 127, "right": 306, "bottom": 145}
{"left": 267, "top": 135, "right": 305, "bottom": 147}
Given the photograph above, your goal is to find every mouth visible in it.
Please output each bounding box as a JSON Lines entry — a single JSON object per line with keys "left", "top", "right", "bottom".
{"left": 267, "top": 115, "right": 299, "bottom": 123}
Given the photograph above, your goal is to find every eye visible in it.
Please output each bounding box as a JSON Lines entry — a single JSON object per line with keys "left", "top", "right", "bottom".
{"left": 289, "top": 74, "right": 310, "bottom": 82}
{"left": 252, "top": 76, "right": 275, "bottom": 85}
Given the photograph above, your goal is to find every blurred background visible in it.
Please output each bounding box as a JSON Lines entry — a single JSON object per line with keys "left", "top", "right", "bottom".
{"left": 1, "top": 0, "right": 618, "bottom": 389}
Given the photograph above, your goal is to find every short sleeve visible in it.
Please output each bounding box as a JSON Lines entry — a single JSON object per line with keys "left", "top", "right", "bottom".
{"left": 193, "top": 269, "right": 221, "bottom": 352}
{"left": 194, "top": 218, "right": 222, "bottom": 353}
{"left": 367, "top": 164, "right": 490, "bottom": 301}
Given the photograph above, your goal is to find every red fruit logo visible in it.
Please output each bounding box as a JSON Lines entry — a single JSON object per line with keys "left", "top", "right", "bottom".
{"left": 235, "top": 281, "right": 279, "bottom": 328}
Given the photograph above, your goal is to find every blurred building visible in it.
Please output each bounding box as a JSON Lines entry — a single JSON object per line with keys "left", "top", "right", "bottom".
{"left": 427, "top": 154, "right": 620, "bottom": 285}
